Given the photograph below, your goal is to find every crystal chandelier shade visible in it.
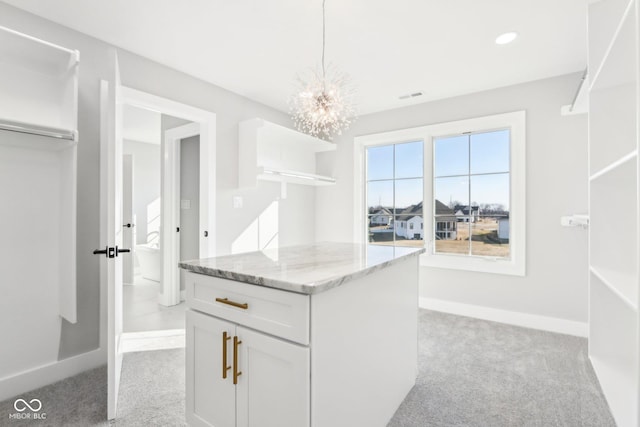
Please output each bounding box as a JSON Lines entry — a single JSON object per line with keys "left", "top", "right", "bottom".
{"left": 289, "top": 0, "right": 356, "bottom": 141}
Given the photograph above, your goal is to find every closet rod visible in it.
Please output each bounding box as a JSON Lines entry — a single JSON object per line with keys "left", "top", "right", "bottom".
{"left": 0, "top": 119, "right": 77, "bottom": 141}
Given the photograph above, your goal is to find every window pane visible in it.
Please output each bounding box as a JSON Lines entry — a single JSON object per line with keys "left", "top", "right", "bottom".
{"left": 433, "top": 208, "right": 466, "bottom": 255}
{"left": 368, "top": 215, "right": 394, "bottom": 246}
{"left": 395, "top": 178, "right": 423, "bottom": 214}
{"left": 434, "top": 177, "right": 470, "bottom": 255}
{"left": 367, "top": 145, "right": 393, "bottom": 180}
{"left": 434, "top": 176, "right": 468, "bottom": 212}
{"left": 366, "top": 141, "right": 424, "bottom": 248}
{"left": 470, "top": 173, "right": 510, "bottom": 258}
{"left": 367, "top": 180, "right": 393, "bottom": 212}
{"left": 394, "top": 215, "right": 424, "bottom": 247}
{"left": 470, "top": 129, "right": 510, "bottom": 174}
{"left": 395, "top": 141, "right": 423, "bottom": 179}
{"left": 434, "top": 135, "right": 468, "bottom": 177}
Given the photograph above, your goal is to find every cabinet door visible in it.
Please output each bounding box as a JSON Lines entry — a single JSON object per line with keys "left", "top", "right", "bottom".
{"left": 186, "top": 310, "right": 236, "bottom": 427}
{"left": 236, "top": 327, "right": 310, "bottom": 427}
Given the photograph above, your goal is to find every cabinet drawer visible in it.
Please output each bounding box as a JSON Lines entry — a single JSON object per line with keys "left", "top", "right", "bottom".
{"left": 186, "top": 272, "right": 310, "bottom": 345}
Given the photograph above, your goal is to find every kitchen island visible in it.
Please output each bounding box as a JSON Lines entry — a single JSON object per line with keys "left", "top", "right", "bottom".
{"left": 180, "top": 242, "right": 424, "bottom": 427}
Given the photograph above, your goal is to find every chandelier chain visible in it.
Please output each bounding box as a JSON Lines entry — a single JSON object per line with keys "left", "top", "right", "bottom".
{"left": 322, "top": 0, "right": 326, "bottom": 82}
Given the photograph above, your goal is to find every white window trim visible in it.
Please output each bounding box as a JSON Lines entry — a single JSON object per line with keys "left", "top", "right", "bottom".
{"left": 353, "top": 111, "right": 526, "bottom": 276}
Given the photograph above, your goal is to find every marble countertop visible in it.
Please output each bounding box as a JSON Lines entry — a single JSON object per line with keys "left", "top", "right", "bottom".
{"left": 179, "top": 242, "right": 425, "bottom": 295}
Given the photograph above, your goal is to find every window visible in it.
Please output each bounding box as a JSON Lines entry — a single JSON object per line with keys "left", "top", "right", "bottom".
{"left": 434, "top": 129, "right": 510, "bottom": 258}
{"left": 355, "top": 111, "right": 525, "bottom": 276}
{"left": 366, "top": 141, "right": 424, "bottom": 247}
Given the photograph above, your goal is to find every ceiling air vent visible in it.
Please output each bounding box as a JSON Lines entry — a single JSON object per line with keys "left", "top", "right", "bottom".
{"left": 399, "top": 92, "right": 423, "bottom": 100}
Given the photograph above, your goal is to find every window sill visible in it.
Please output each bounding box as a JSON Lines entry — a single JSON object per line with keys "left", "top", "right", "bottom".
{"left": 420, "top": 252, "right": 525, "bottom": 276}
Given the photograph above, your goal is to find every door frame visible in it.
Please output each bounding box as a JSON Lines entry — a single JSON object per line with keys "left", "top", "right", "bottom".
{"left": 161, "top": 122, "right": 200, "bottom": 306}
{"left": 120, "top": 86, "right": 217, "bottom": 259}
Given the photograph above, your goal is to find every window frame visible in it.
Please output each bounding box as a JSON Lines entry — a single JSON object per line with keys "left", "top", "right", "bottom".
{"left": 364, "top": 140, "right": 424, "bottom": 247}
{"left": 353, "top": 111, "right": 526, "bottom": 276}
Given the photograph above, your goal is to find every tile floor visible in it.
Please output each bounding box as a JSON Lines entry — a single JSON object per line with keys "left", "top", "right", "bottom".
{"left": 123, "top": 274, "right": 186, "bottom": 333}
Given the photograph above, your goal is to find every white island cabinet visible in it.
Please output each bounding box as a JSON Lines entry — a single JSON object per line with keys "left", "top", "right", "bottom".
{"left": 180, "top": 242, "right": 424, "bottom": 427}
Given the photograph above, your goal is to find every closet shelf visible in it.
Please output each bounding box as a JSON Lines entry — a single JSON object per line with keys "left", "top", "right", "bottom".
{"left": 589, "top": 357, "right": 637, "bottom": 423}
{"left": 589, "top": 0, "right": 636, "bottom": 92}
{"left": 239, "top": 118, "right": 337, "bottom": 188}
{"left": 0, "top": 25, "right": 79, "bottom": 76}
{"left": 590, "top": 266, "right": 637, "bottom": 312}
{"left": 588, "top": 1, "right": 639, "bottom": 426}
{"left": 589, "top": 149, "right": 637, "bottom": 181}
{"left": 258, "top": 167, "right": 336, "bottom": 186}
{"left": 0, "top": 25, "right": 79, "bottom": 136}
{"left": 0, "top": 25, "right": 79, "bottom": 324}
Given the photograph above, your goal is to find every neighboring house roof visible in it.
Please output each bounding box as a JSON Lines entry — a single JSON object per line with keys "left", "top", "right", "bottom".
{"left": 396, "top": 201, "right": 423, "bottom": 221}
{"left": 435, "top": 200, "right": 454, "bottom": 216}
{"left": 370, "top": 206, "right": 393, "bottom": 216}
{"left": 394, "top": 200, "right": 460, "bottom": 222}
{"left": 375, "top": 201, "right": 465, "bottom": 222}
{"left": 434, "top": 200, "right": 457, "bottom": 222}
{"left": 454, "top": 205, "right": 480, "bottom": 215}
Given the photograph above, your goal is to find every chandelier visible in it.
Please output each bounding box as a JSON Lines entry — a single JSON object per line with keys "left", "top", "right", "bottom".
{"left": 289, "top": 0, "right": 356, "bottom": 141}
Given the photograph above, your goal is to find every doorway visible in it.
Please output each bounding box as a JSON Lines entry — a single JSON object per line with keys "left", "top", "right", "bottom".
{"left": 121, "top": 106, "right": 200, "bottom": 337}
{"left": 110, "top": 86, "right": 215, "bottom": 359}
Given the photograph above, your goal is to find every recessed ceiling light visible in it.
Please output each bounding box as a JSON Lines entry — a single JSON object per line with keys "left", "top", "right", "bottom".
{"left": 495, "top": 32, "right": 518, "bottom": 45}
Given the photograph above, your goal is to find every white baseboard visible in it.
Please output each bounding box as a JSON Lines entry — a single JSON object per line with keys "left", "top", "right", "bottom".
{"left": 0, "top": 347, "right": 106, "bottom": 402}
{"left": 419, "top": 297, "right": 588, "bottom": 337}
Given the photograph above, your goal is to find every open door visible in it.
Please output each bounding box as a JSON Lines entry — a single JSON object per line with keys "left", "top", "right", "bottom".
{"left": 122, "top": 154, "right": 134, "bottom": 285}
{"left": 160, "top": 122, "right": 201, "bottom": 307}
{"left": 98, "top": 49, "right": 127, "bottom": 420}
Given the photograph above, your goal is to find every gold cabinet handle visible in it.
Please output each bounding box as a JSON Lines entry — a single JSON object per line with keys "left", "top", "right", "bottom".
{"left": 215, "top": 297, "right": 249, "bottom": 310}
{"left": 233, "top": 335, "right": 242, "bottom": 385}
{"left": 222, "top": 331, "right": 231, "bottom": 379}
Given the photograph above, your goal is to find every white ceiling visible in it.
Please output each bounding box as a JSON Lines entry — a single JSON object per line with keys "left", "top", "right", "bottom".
{"left": 4, "top": 0, "right": 588, "bottom": 115}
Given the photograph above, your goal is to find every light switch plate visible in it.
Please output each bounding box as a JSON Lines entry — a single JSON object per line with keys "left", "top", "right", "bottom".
{"left": 233, "top": 196, "right": 243, "bottom": 209}
{"left": 181, "top": 199, "right": 191, "bottom": 209}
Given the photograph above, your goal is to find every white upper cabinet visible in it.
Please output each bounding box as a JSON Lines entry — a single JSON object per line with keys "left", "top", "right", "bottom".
{"left": 0, "top": 25, "right": 79, "bottom": 142}
{"left": 238, "top": 118, "right": 337, "bottom": 187}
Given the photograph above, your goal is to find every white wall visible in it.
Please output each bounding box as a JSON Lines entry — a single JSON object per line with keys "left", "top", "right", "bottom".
{"left": 123, "top": 140, "right": 161, "bottom": 245}
{"left": 0, "top": 2, "right": 317, "bottom": 372}
{"left": 317, "top": 73, "right": 589, "bottom": 325}
{"left": 180, "top": 135, "right": 200, "bottom": 290}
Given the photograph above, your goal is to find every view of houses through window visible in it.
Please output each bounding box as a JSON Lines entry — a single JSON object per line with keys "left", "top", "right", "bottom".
{"left": 434, "top": 129, "right": 510, "bottom": 258}
{"left": 367, "top": 141, "right": 424, "bottom": 247}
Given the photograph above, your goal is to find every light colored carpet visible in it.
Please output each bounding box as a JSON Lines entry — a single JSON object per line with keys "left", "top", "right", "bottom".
{"left": 116, "top": 349, "right": 185, "bottom": 426}
{"left": 388, "top": 310, "right": 615, "bottom": 426}
{"left": 0, "top": 365, "right": 109, "bottom": 426}
{"left": 0, "top": 310, "right": 615, "bottom": 426}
